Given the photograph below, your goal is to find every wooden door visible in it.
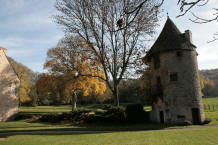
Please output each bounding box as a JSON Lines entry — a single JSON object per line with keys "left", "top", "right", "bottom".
{"left": 192, "top": 108, "right": 200, "bottom": 124}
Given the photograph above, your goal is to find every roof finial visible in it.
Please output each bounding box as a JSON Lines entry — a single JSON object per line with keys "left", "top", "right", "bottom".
{"left": 167, "top": 12, "right": 169, "bottom": 18}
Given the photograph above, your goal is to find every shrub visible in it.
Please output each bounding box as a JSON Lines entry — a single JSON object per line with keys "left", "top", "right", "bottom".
{"left": 125, "top": 104, "right": 149, "bottom": 123}
{"left": 103, "top": 106, "right": 125, "bottom": 123}
{"left": 39, "top": 113, "right": 60, "bottom": 123}
{"left": 85, "top": 106, "right": 125, "bottom": 124}
{"left": 183, "top": 120, "right": 192, "bottom": 126}
{"left": 202, "top": 118, "right": 211, "bottom": 125}
{"left": 14, "top": 113, "right": 35, "bottom": 120}
{"left": 39, "top": 110, "right": 93, "bottom": 123}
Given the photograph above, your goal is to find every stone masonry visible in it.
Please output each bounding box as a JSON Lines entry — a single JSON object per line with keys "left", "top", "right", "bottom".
{"left": 0, "top": 47, "right": 20, "bottom": 122}
{"left": 144, "top": 17, "right": 205, "bottom": 125}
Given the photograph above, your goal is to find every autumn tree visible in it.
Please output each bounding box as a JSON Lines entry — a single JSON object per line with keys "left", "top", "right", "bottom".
{"left": 44, "top": 36, "right": 106, "bottom": 111}
{"left": 54, "top": 0, "right": 162, "bottom": 106}
{"left": 36, "top": 73, "right": 66, "bottom": 105}
{"left": 8, "top": 57, "right": 37, "bottom": 105}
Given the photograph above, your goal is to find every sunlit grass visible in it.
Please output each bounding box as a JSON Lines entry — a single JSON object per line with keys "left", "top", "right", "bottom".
{"left": 1, "top": 127, "right": 218, "bottom": 145}
{"left": 0, "top": 97, "right": 217, "bottom": 133}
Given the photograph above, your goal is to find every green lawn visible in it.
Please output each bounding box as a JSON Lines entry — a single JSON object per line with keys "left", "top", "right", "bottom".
{"left": 1, "top": 127, "right": 218, "bottom": 145}
{"left": 203, "top": 97, "right": 218, "bottom": 106}
{"left": 0, "top": 97, "right": 218, "bottom": 132}
{"left": 19, "top": 105, "right": 72, "bottom": 114}
{"left": 203, "top": 97, "right": 218, "bottom": 125}
{"left": 0, "top": 98, "right": 218, "bottom": 144}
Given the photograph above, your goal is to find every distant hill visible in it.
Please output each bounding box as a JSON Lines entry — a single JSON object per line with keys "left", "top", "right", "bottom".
{"left": 8, "top": 57, "right": 37, "bottom": 105}
{"left": 200, "top": 69, "right": 218, "bottom": 97}
{"left": 200, "top": 69, "right": 218, "bottom": 85}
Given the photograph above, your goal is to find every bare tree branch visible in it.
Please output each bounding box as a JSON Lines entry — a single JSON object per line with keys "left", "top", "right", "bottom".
{"left": 54, "top": 0, "right": 160, "bottom": 106}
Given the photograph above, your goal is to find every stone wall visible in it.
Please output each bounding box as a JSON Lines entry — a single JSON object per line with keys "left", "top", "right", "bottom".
{"left": 149, "top": 49, "right": 205, "bottom": 124}
{"left": 0, "top": 48, "right": 20, "bottom": 122}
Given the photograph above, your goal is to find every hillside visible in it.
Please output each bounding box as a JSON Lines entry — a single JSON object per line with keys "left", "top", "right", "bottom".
{"left": 7, "top": 57, "right": 37, "bottom": 105}
{"left": 200, "top": 69, "right": 218, "bottom": 85}
{"left": 200, "top": 69, "right": 218, "bottom": 97}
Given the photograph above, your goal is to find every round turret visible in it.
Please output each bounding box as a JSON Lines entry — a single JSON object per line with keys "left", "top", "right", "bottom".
{"left": 146, "top": 17, "right": 205, "bottom": 124}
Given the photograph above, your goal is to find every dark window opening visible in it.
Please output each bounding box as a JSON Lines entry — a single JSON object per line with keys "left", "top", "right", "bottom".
{"left": 154, "top": 55, "right": 160, "bottom": 69}
{"left": 170, "top": 73, "right": 178, "bottom": 81}
{"left": 176, "top": 51, "right": 183, "bottom": 57}
{"left": 192, "top": 108, "right": 200, "bottom": 124}
{"left": 160, "top": 111, "right": 164, "bottom": 124}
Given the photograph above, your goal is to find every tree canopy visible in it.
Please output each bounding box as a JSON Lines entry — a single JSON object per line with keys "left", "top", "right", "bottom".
{"left": 44, "top": 36, "right": 107, "bottom": 111}
{"left": 54, "top": 0, "right": 162, "bottom": 106}
{"left": 8, "top": 57, "right": 38, "bottom": 106}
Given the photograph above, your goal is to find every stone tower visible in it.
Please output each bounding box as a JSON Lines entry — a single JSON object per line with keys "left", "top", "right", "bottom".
{"left": 0, "top": 47, "right": 20, "bottom": 122}
{"left": 144, "top": 17, "right": 205, "bottom": 125}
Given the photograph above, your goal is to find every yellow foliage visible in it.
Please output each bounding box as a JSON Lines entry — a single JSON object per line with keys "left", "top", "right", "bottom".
{"left": 19, "top": 87, "right": 31, "bottom": 102}
{"left": 44, "top": 36, "right": 107, "bottom": 101}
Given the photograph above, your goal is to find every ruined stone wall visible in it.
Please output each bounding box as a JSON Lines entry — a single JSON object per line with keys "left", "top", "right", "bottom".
{"left": 149, "top": 49, "right": 205, "bottom": 124}
{"left": 0, "top": 49, "right": 20, "bottom": 122}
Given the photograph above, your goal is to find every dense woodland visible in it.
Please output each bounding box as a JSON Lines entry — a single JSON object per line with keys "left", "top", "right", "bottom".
{"left": 200, "top": 69, "right": 218, "bottom": 97}
{"left": 8, "top": 56, "right": 218, "bottom": 106}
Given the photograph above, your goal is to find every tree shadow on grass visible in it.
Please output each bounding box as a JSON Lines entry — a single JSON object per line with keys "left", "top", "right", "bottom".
{"left": 0, "top": 121, "right": 169, "bottom": 135}
{"left": 0, "top": 122, "right": 170, "bottom": 140}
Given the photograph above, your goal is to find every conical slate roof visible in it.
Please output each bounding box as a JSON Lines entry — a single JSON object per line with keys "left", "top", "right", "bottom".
{"left": 146, "top": 17, "right": 196, "bottom": 57}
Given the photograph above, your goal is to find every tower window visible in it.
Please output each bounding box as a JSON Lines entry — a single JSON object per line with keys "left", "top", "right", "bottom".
{"left": 170, "top": 73, "right": 178, "bottom": 81}
{"left": 154, "top": 55, "right": 160, "bottom": 69}
{"left": 176, "top": 51, "right": 182, "bottom": 57}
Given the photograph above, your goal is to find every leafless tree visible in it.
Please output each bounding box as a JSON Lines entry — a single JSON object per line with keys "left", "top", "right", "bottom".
{"left": 177, "top": 0, "right": 217, "bottom": 42}
{"left": 119, "top": 0, "right": 217, "bottom": 42}
{"left": 54, "top": 0, "right": 162, "bottom": 106}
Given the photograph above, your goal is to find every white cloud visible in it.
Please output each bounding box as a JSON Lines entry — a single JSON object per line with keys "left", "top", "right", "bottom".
{"left": 157, "top": 0, "right": 218, "bottom": 70}
{"left": 0, "top": 0, "right": 217, "bottom": 72}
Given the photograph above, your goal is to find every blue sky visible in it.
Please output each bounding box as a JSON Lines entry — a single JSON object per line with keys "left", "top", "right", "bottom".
{"left": 0, "top": 0, "right": 217, "bottom": 72}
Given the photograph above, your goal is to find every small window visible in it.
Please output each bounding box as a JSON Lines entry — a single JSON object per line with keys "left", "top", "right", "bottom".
{"left": 170, "top": 73, "right": 178, "bottom": 81}
{"left": 176, "top": 51, "right": 182, "bottom": 57}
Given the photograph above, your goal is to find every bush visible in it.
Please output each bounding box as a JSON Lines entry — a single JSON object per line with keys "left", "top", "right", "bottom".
{"left": 125, "top": 104, "right": 149, "bottom": 123}
{"left": 202, "top": 118, "right": 211, "bottom": 125}
{"left": 85, "top": 106, "right": 125, "bottom": 124}
{"left": 39, "top": 113, "right": 60, "bottom": 123}
{"left": 183, "top": 120, "right": 192, "bottom": 126}
{"left": 39, "top": 111, "right": 89, "bottom": 123}
{"left": 14, "top": 113, "right": 35, "bottom": 120}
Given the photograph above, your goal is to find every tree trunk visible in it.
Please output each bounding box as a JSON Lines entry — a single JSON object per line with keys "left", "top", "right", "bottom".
{"left": 113, "top": 84, "right": 119, "bottom": 106}
{"left": 72, "top": 92, "right": 77, "bottom": 112}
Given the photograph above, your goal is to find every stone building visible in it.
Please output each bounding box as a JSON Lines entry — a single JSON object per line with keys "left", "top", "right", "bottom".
{"left": 0, "top": 47, "right": 20, "bottom": 122}
{"left": 144, "top": 17, "right": 205, "bottom": 124}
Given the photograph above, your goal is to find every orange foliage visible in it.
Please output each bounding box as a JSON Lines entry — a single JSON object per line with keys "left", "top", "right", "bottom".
{"left": 44, "top": 36, "right": 107, "bottom": 101}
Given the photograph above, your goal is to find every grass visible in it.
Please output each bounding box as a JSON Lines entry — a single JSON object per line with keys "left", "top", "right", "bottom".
{"left": 0, "top": 97, "right": 218, "bottom": 132}
{"left": 203, "top": 97, "right": 218, "bottom": 106}
{"left": 0, "top": 98, "right": 218, "bottom": 144}
{"left": 0, "top": 104, "right": 168, "bottom": 132}
{"left": 203, "top": 97, "right": 218, "bottom": 125}
{"left": 1, "top": 127, "right": 218, "bottom": 145}
{"left": 19, "top": 105, "right": 72, "bottom": 114}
